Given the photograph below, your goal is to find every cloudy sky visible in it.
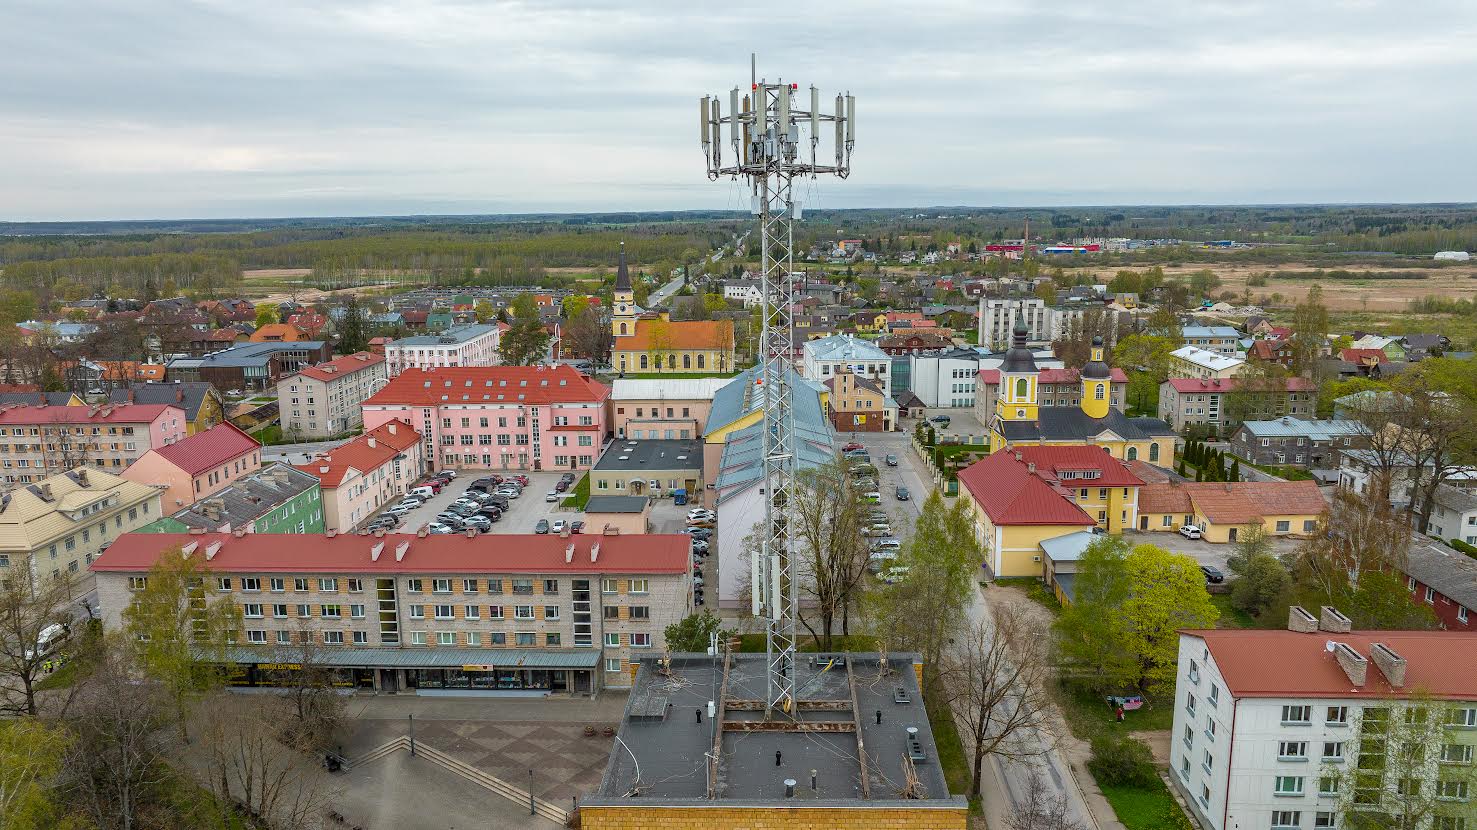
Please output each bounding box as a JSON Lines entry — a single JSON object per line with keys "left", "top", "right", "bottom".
{"left": 3, "top": 0, "right": 1475, "bottom": 221}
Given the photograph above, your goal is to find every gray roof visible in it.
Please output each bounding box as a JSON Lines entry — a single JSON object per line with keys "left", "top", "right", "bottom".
{"left": 803, "top": 333, "right": 888, "bottom": 362}
{"left": 1235, "top": 418, "right": 1364, "bottom": 440}
{"left": 593, "top": 439, "right": 702, "bottom": 472}
{"left": 0, "top": 391, "right": 76, "bottom": 407}
{"left": 387, "top": 323, "right": 498, "bottom": 347}
{"left": 220, "top": 645, "right": 600, "bottom": 669}
{"left": 584, "top": 495, "right": 651, "bottom": 514}
{"left": 998, "top": 408, "right": 1175, "bottom": 442}
{"left": 706, "top": 364, "right": 825, "bottom": 438}
{"left": 1403, "top": 537, "right": 1477, "bottom": 608}
{"left": 162, "top": 463, "right": 318, "bottom": 528}
{"left": 1039, "top": 530, "right": 1096, "bottom": 563}
{"left": 174, "top": 341, "right": 327, "bottom": 369}
{"left": 714, "top": 369, "right": 835, "bottom": 500}
{"left": 1435, "top": 483, "right": 1477, "bottom": 515}
{"left": 109, "top": 382, "right": 217, "bottom": 422}
{"left": 1181, "top": 325, "right": 1240, "bottom": 338}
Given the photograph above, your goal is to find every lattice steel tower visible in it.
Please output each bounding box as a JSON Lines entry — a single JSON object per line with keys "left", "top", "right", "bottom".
{"left": 700, "top": 58, "right": 855, "bottom": 719}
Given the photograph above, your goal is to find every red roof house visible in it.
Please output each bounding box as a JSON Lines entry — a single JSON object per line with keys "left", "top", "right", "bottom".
{"left": 121, "top": 421, "right": 262, "bottom": 510}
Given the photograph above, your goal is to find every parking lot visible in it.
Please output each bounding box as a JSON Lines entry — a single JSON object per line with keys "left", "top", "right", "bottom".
{"left": 1121, "top": 529, "right": 1301, "bottom": 572}
{"left": 376, "top": 471, "right": 580, "bottom": 535}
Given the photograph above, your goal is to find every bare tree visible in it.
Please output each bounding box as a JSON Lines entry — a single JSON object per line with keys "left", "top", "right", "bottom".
{"left": 265, "top": 622, "right": 347, "bottom": 752}
{"left": 1006, "top": 773, "right": 1086, "bottom": 830}
{"left": 1290, "top": 492, "right": 1411, "bottom": 595}
{"left": 792, "top": 459, "right": 873, "bottom": 649}
{"left": 1344, "top": 391, "right": 1417, "bottom": 506}
{"left": 1397, "top": 386, "right": 1467, "bottom": 534}
{"left": 196, "top": 693, "right": 342, "bottom": 830}
{"left": 0, "top": 571, "right": 81, "bottom": 717}
{"left": 945, "top": 604, "right": 1059, "bottom": 800}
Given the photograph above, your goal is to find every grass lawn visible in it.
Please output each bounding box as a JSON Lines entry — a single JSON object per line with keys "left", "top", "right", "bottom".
{"left": 1101, "top": 780, "right": 1193, "bottom": 830}
{"left": 1056, "top": 680, "right": 1176, "bottom": 738}
{"left": 568, "top": 474, "right": 591, "bottom": 510}
{"left": 1210, "top": 594, "right": 1257, "bottom": 629}
{"left": 35, "top": 658, "right": 83, "bottom": 691}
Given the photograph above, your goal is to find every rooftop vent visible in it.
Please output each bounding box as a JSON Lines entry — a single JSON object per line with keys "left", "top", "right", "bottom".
{"left": 893, "top": 686, "right": 911, "bottom": 704}
{"left": 1370, "top": 643, "right": 1407, "bottom": 687}
{"left": 906, "top": 727, "right": 927, "bottom": 762}
{"left": 1287, "top": 605, "right": 1319, "bottom": 633}
{"left": 1319, "top": 606, "right": 1352, "bottom": 634}
{"left": 1332, "top": 642, "right": 1368, "bottom": 686}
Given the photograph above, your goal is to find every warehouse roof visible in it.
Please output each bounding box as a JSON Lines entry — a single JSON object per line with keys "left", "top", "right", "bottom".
{"left": 594, "top": 439, "right": 702, "bottom": 472}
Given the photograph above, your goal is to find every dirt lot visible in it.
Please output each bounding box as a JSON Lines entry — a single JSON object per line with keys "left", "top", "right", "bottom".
{"left": 1151, "top": 261, "right": 1477, "bottom": 311}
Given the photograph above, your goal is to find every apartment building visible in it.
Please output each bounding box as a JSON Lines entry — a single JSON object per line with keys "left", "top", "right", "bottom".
{"left": 610, "top": 377, "right": 729, "bottom": 440}
{"left": 801, "top": 334, "right": 892, "bottom": 391}
{"left": 91, "top": 530, "right": 692, "bottom": 694}
{"left": 121, "top": 422, "right": 261, "bottom": 511}
{"left": 1171, "top": 613, "right": 1477, "bottom": 830}
{"left": 977, "top": 298, "right": 1049, "bottom": 349}
{"left": 383, "top": 324, "right": 500, "bottom": 377}
{"left": 294, "top": 420, "right": 423, "bottom": 532}
{"left": 1180, "top": 325, "right": 1242, "bottom": 356}
{"left": 0, "top": 403, "right": 186, "bottom": 485}
{"left": 1158, "top": 377, "right": 1318, "bottom": 434}
{"left": 824, "top": 368, "right": 897, "bottom": 432}
{"left": 361, "top": 365, "right": 610, "bottom": 473}
{"left": 1170, "top": 346, "right": 1246, "bottom": 380}
{"left": 277, "top": 351, "right": 388, "bottom": 440}
{"left": 0, "top": 468, "right": 163, "bottom": 582}
{"left": 1229, "top": 418, "right": 1365, "bottom": 469}
{"left": 139, "top": 463, "right": 324, "bottom": 535}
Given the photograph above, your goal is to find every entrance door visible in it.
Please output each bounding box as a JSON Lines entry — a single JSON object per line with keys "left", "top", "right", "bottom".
{"left": 1228, "top": 527, "right": 1238, "bottom": 542}
{"left": 1140, "top": 516, "right": 1149, "bottom": 531}
{"left": 378, "top": 669, "right": 398, "bottom": 692}
{"left": 574, "top": 671, "right": 591, "bottom": 694}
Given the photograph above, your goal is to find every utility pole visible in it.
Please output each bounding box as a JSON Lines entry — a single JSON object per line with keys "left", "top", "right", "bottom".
{"left": 700, "top": 57, "right": 855, "bottom": 719}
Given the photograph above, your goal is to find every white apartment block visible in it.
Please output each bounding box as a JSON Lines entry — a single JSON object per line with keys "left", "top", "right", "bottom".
{"left": 277, "top": 351, "right": 388, "bottom": 440}
{"left": 801, "top": 334, "right": 892, "bottom": 392}
{"left": 384, "top": 324, "right": 501, "bottom": 377}
{"left": 1171, "top": 345, "right": 1246, "bottom": 380}
{"left": 721, "top": 279, "right": 764, "bottom": 308}
{"left": 1172, "top": 610, "right": 1477, "bottom": 830}
{"left": 91, "top": 530, "right": 694, "bottom": 694}
{"left": 977, "top": 298, "right": 1048, "bottom": 349}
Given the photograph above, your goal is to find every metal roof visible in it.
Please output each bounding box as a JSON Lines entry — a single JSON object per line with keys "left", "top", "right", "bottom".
{"left": 593, "top": 439, "right": 702, "bottom": 472}
{"left": 1039, "top": 530, "right": 1097, "bottom": 562}
{"left": 220, "top": 645, "right": 601, "bottom": 669}
{"left": 1235, "top": 418, "right": 1364, "bottom": 440}
{"left": 1181, "top": 326, "right": 1240, "bottom": 338}
{"left": 803, "top": 333, "right": 888, "bottom": 362}
{"left": 611, "top": 377, "right": 731, "bottom": 401}
{"left": 387, "top": 323, "right": 499, "bottom": 347}
{"left": 1170, "top": 345, "right": 1244, "bottom": 372}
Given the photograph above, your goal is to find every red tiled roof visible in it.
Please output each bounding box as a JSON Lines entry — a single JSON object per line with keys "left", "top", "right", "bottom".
{"left": 363, "top": 366, "right": 610, "bottom": 408}
{"left": 1125, "top": 459, "right": 1179, "bottom": 485}
{"left": 1164, "top": 376, "right": 1317, "bottom": 393}
{"left": 0, "top": 403, "right": 179, "bottom": 425}
{"left": 295, "top": 351, "right": 385, "bottom": 383}
{"left": 1139, "top": 482, "right": 1193, "bottom": 514}
{"left": 1139, "top": 480, "right": 1326, "bottom": 523}
{"left": 294, "top": 419, "right": 420, "bottom": 488}
{"left": 90, "top": 530, "right": 691, "bottom": 576}
{"left": 1187, "top": 629, "right": 1477, "bottom": 700}
{"left": 151, "top": 422, "right": 260, "bottom": 476}
{"left": 957, "top": 451, "right": 1096, "bottom": 526}
{"left": 1012, "top": 445, "right": 1145, "bottom": 487}
{"left": 1341, "top": 347, "right": 1388, "bottom": 364}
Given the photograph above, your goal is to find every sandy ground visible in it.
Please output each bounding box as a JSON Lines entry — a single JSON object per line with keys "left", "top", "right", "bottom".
{"left": 1149, "top": 261, "right": 1477, "bottom": 311}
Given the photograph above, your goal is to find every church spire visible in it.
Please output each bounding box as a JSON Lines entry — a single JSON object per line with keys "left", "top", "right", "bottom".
{"left": 614, "top": 242, "right": 632, "bottom": 292}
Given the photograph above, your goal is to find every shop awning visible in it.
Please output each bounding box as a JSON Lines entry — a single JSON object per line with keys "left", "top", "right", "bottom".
{"left": 218, "top": 646, "right": 602, "bottom": 670}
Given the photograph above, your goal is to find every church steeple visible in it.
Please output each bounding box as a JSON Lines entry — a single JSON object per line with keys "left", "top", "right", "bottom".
{"left": 995, "top": 301, "right": 1039, "bottom": 423}
{"left": 614, "top": 242, "right": 632, "bottom": 292}
{"left": 611, "top": 242, "right": 636, "bottom": 339}
{"left": 1080, "top": 335, "right": 1112, "bottom": 419}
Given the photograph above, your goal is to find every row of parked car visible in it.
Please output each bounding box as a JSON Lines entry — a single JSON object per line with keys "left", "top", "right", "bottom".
{"left": 686, "top": 508, "right": 714, "bottom": 606}
{"left": 364, "top": 471, "right": 534, "bottom": 535}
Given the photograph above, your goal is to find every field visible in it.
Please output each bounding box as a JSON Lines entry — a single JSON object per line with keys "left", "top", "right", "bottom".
{"left": 1152, "top": 261, "right": 1477, "bottom": 311}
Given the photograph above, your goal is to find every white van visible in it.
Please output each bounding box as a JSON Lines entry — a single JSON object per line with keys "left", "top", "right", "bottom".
{"left": 27, "top": 623, "right": 68, "bottom": 660}
{"left": 408, "top": 486, "right": 436, "bottom": 500}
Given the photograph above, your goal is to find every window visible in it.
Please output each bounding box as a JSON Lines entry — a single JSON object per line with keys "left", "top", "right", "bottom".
{"left": 320, "top": 604, "right": 341, "bottom": 618}
{"left": 433, "top": 578, "right": 452, "bottom": 593}
{"left": 294, "top": 578, "right": 309, "bottom": 591}
{"left": 316, "top": 578, "right": 336, "bottom": 593}
{"left": 514, "top": 606, "right": 534, "bottom": 620}
{"left": 463, "top": 578, "right": 477, "bottom": 593}
{"left": 241, "top": 577, "right": 261, "bottom": 592}
{"left": 605, "top": 658, "right": 622, "bottom": 673}
{"left": 1442, "top": 744, "right": 1474, "bottom": 764}
{"left": 1426, "top": 586, "right": 1437, "bottom": 603}
{"left": 406, "top": 578, "right": 423, "bottom": 592}
{"left": 464, "top": 605, "right": 480, "bottom": 619}
{"left": 487, "top": 579, "right": 502, "bottom": 594}
{"left": 276, "top": 630, "right": 291, "bottom": 644}
{"left": 1209, "top": 684, "right": 1219, "bottom": 707}
{"left": 630, "top": 606, "right": 650, "bottom": 620}
{"left": 435, "top": 631, "right": 456, "bottom": 646}
{"left": 546, "top": 633, "right": 562, "bottom": 646}
{"left": 408, "top": 605, "right": 425, "bottom": 619}
{"left": 604, "top": 633, "right": 619, "bottom": 647}
{"left": 434, "top": 605, "right": 454, "bottom": 620}
{"left": 129, "top": 576, "right": 148, "bottom": 591}
{"left": 347, "top": 578, "right": 363, "bottom": 593}
{"left": 350, "top": 604, "right": 365, "bottom": 619}
{"left": 270, "top": 577, "right": 284, "bottom": 592}
{"left": 247, "top": 630, "right": 267, "bottom": 644}
{"left": 543, "top": 579, "right": 559, "bottom": 594}
{"left": 1322, "top": 742, "right": 1344, "bottom": 762}
{"left": 1183, "top": 724, "right": 1194, "bottom": 749}
{"left": 489, "top": 632, "right": 506, "bottom": 645}
{"left": 242, "top": 604, "right": 263, "bottom": 618}
{"left": 1439, "top": 780, "right": 1470, "bottom": 800}
{"left": 1327, "top": 706, "right": 1349, "bottom": 726}
{"left": 1448, "top": 708, "right": 1477, "bottom": 728}
{"left": 323, "top": 631, "right": 344, "bottom": 645}
{"left": 1206, "top": 719, "right": 1218, "bottom": 742}
{"left": 601, "top": 578, "right": 618, "bottom": 594}
{"left": 1271, "top": 810, "right": 1302, "bottom": 829}
{"left": 1435, "top": 817, "right": 1467, "bottom": 830}
{"left": 1276, "top": 520, "right": 1291, "bottom": 532}
{"left": 295, "top": 603, "right": 310, "bottom": 617}
{"left": 1186, "top": 693, "right": 1197, "bottom": 717}
{"left": 1202, "top": 748, "right": 1213, "bottom": 773}
{"left": 217, "top": 577, "right": 232, "bottom": 591}
{"left": 1279, "top": 741, "right": 1308, "bottom": 761}
{"left": 488, "top": 605, "right": 503, "bottom": 620}
{"left": 272, "top": 604, "right": 287, "bottom": 618}
{"left": 1319, "top": 775, "right": 1340, "bottom": 795}
{"left": 1274, "top": 776, "right": 1305, "bottom": 796}
{"left": 515, "top": 633, "right": 536, "bottom": 646}
{"left": 512, "top": 579, "right": 534, "bottom": 595}
{"left": 1283, "top": 705, "right": 1312, "bottom": 725}
{"left": 630, "top": 579, "right": 649, "bottom": 594}
{"left": 631, "top": 633, "right": 652, "bottom": 648}
{"left": 353, "top": 631, "right": 368, "bottom": 644}
{"left": 544, "top": 606, "right": 560, "bottom": 620}
{"left": 603, "top": 606, "right": 620, "bottom": 620}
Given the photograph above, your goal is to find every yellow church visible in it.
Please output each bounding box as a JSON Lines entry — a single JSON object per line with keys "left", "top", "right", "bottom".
{"left": 988, "top": 314, "right": 1175, "bottom": 464}
{"left": 608, "top": 245, "right": 736, "bottom": 375}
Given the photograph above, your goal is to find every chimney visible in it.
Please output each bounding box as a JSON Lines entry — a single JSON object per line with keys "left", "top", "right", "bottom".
{"left": 204, "top": 540, "right": 221, "bottom": 560}
{"left": 416, "top": 527, "right": 428, "bottom": 539}
{"left": 373, "top": 528, "right": 385, "bottom": 538}
{"left": 1026, "top": 462, "right": 1036, "bottom": 474}
{"left": 367, "top": 437, "right": 376, "bottom": 449}
{"left": 565, "top": 543, "right": 575, "bottom": 564}
{"left": 1369, "top": 643, "right": 1407, "bottom": 687}
{"left": 465, "top": 527, "right": 476, "bottom": 538}
{"left": 1319, "top": 606, "right": 1352, "bottom": 633}
{"left": 590, "top": 542, "right": 601, "bottom": 563}
{"left": 603, "top": 526, "right": 620, "bottom": 536}
{"left": 181, "top": 541, "right": 200, "bottom": 557}
{"left": 395, "top": 540, "right": 410, "bottom": 560}
{"left": 176, "top": 386, "right": 184, "bottom": 403}
{"left": 387, "top": 423, "right": 397, "bottom": 435}
{"left": 326, "top": 530, "right": 337, "bottom": 539}
{"left": 370, "top": 541, "right": 384, "bottom": 561}
{"left": 319, "top": 465, "right": 330, "bottom": 474}
{"left": 1287, "top": 605, "right": 1319, "bottom": 633}
{"left": 188, "top": 526, "right": 208, "bottom": 535}
{"left": 1333, "top": 643, "right": 1368, "bottom": 686}
{"left": 129, "top": 388, "right": 136, "bottom": 404}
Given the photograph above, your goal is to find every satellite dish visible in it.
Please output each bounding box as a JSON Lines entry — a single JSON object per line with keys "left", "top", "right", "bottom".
{"left": 1325, "top": 640, "right": 1336, "bottom": 653}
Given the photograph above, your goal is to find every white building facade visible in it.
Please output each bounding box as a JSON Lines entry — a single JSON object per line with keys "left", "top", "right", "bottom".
{"left": 977, "top": 298, "right": 1049, "bottom": 350}
{"left": 383, "top": 324, "right": 501, "bottom": 377}
{"left": 801, "top": 334, "right": 892, "bottom": 392}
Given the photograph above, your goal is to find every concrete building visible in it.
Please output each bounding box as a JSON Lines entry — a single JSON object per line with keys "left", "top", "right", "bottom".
{"left": 91, "top": 530, "right": 693, "bottom": 693}
{"left": 1426, "top": 484, "right": 1477, "bottom": 547}
{"left": 168, "top": 341, "right": 332, "bottom": 392}
{"left": 801, "top": 334, "right": 892, "bottom": 391}
{"left": 977, "top": 297, "right": 1049, "bottom": 349}
{"left": 108, "top": 382, "right": 225, "bottom": 435}
{"left": 1170, "top": 620, "right": 1477, "bottom": 830}
{"left": 1229, "top": 418, "right": 1364, "bottom": 469}
{"left": 610, "top": 377, "right": 730, "bottom": 440}
{"left": 1158, "top": 377, "right": 1318, "bottom": 434}
{"left": 1179, "top": 325, "right": 1242, "bottom": 355}
{"left": 0, "top": 402, "right": 186, "bottom": 485}
{"left": 121, "top": 422, "right": 262, "bottom": 511}
{"left": 0, "top": 468, "right": 162, "bottom": 582}
{"left": 589, "top": 438, "right": 702, "bottom": 499}
{"left": 581, "top": 652, "right": 967, "bottom": 830}
{"left": 277, "top": 352, "right": 387, "bottom": 440}
{"left": 294, "top": 420, "right": 423, "bottom": 532}
{"left": 1170, "top": 346, "right": 1246, "bottom": 380}
{"left": 382, "top": 324, "right": 501, "bottom": 377}
{"left": 137, "top": 463, "right": 324, "bottom": 535}
{"left": 824, "top": 368, "right": 897, "bottom": 432}
{"left": 582, "top": 495, "right": 651, "bottom": 535}
{"left": 361, "top": 365, "right": 609, "bottom": 473}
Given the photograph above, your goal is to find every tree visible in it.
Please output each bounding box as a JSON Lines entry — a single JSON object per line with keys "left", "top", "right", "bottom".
{"left": 1033, "top": 281, "right": 1056, "bottom": 305}
{"left": 335, "top": 295, "right": 368, "bottom": 354}
{"left": 1223, "top": 360, "right": 1292, "bottom": 431}
{"left": 498, "top": 294, "right": 551, "bottom": 366}
{"left": 197, "top": 693, "right": 342, "bottom": 829}
{"left": 1005, "top": 773, "right": 1086, "bottom": 830}
{"left": 0, "top": 571, "right": 82, "bottom": 717}
{"left": 1051, "top": 308, "right": 1115, "bottom": 368}
{"left": 1144, "top": 306, "right": 1182, "bottom": 343}
{"left": 643, "top": 318, "right": 675, "bottom": 371}
{"left": 254, "top": 304, "right": 279, "bottom": 329}
{"left": 262, "top": 622, "right": 346, "bottom": 752}
{"left": 1188, "top": 269, "right": 1221, "bottom": 298}
{"left": 702, "top": 293, "right": 729, "bottom": 316}
{"left": 792, "top": 459, "right": 874, "bottom": 649}
{"left": 121, "top": 548, "right": 242, "bottom": 742}
{"left": 563, "top": 304, "right": 611, "bottom": 367}
{"left": 1113, "top": 333, "right": 1176, "bottom": 415}
{"left": 1119, "top": 543, "right": 1218, "bottom": 693}
{"left": 945, "top": 604, "right": 1058, "bottom": 800}
{"left": 1054, "top": 537, "right": 1137, "bottom": 692}
{"left": 1226, "top": 524, "right": 1289, "bottom": 616}
{"left": 1289, "top": 283, "right": 1329, "bottom": 375}
{"left": 1327, "top": 695, "right": 1477, "bottom": 830}
{"left": 0, "top": 720, "right": 68, "bottom": 830}
{"left": 664, "top": 610, "right": 732, "bottom": 653}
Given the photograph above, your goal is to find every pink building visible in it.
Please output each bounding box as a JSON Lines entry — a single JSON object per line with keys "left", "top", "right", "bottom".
{"left": 294, "top": 419, "right": 424, "bottom": 531}
{"left": 0, "top": 403, "right": 186, "bottom": 485}
{"left": 361, "top": 365, "right": 610, "bottom": 473}
{"left": 121, "top": 422, "right": 262, "bottom": 511}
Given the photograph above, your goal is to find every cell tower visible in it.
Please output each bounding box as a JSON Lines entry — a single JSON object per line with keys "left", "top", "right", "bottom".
{"left": 699, "top": 58, "right": 855, "bottom": 719}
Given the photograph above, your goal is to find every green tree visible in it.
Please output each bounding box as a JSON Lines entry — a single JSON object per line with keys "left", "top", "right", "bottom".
{"left": 335, "top": 295, "right": 369, "bottom": 354}
{"left": 1119, "top": 543, "right": 1218, "bottom": 693}
{"left": 254, "top": 303, "right": 279, "bottom": 329}
{"left": 1290, "top": 283, "right": 1330, "bottom": 375}
{"left": 1226, "top": 524, "right": 1289, "bottom": 616}
{"left": 1113, "top": 333, "right": 1177, "bottom": 415}
{"left": 474, "top": 299, "right": 497, "bottom": 323}
{"left": 663, "top": 610, "right": 732, "bottom": 653}
{"left": 498, "top": 294, "right": 551, "bottom": 366}
{"left": 1033, "top": 281, "right": 1056, "bottom": 305}
{"left": 0, "top": 720, "right": 68, "bottom": 830}
{"left": 701, "top": 293, "right": 729, "bottom": 316}
{"left": 1054, "top": 537, "right": 1137, "bottom": 693}
{"left": 0, "top": 289, "right": 38, "bottom": 325}
{"left": 122, "top": 548, "right": 243, "bottom": 741}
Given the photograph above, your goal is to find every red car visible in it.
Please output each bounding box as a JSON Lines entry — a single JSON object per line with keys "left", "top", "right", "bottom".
{"left": 842, "top": 442, "right": 864, "bottom": 452}
{"left": 423, "top": 479, "right": 443, "bottom": 493}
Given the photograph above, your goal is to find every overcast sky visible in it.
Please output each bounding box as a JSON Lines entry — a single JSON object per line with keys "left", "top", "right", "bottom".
{"left": 3, "top": 0, "right": 1475, "bottom": 221}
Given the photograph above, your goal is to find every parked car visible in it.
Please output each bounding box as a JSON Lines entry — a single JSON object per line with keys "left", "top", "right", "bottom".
{"left": 873, "top": 538, "right": 901, "bottom": 551}
{"left": 691, "top": 540, "right": 710, "bottom": 553}
{"left": 436, "top": 512, "right": 464, "bottom": 524}
{"left": 477, "top": 506, "right": 503, "bottom": 521}
{"left": 426, "top": 522, "right": 456, "bottom": 535}
{"left": 895, "top": 486, "right": 910, "bottom": 501}
{"left": 27, "top": 623, "right": 69, "bottom": 659}
{"left": 885, "top": 454, "right": 898, "bottom": 467}
{"left": 864, "top": 491, "right": 881, "bottom": 504}
{"left": 929, "top": 415, "right": 951, "bottom": 424}
{"left": 408, "top": 485, "right": 436, "bottom": 499}
{"left": 468, "top": 476, "right": 500, "bottom": 491}
{"left": 534, "top": 519, "right": 550, "bottom": 534}
{"left": 367, "top": 515, "right": 400, "bottom": 530}
{"left": 463, "top": 515, "right": 492, "bottom": 532}
{"left": 687, "top": 518, "right": 716, "bottom": 529}
{"left": 545, "top": 490, "right": 561, "bottom": 503}
{"left": 509, "top": 474, "right": 529, "bottom": 486}
{"left": 551, "top": 519, "right": 567, "bottom": 533}
{"left": 439, "top": 470, "right": 458, "bottom": 480}
{"left": 1200, "top": 565, "right": 1225, "bottom": 584}
{"left": 555, "top": 480, "right": 570, "bottom": 492}
{"left": 683, "top": 528, "right": 712, "bottom": 540}
{"left": 686, "top": 508, "right": 716, "bottom": 521}
{"left": 451, "top": 502, "right": 481, "bottom": 517}
{"left": 879, "top": 565, "right": 910, "bottom": 584}
{"left": 1179, "top": 524, "right": 1203, "bottom": 540}
{"left": 570, "top": 520, "right": 584, "bottom": 534}
{"left": 842, "top": 442, "right": 864, "bottom": 452}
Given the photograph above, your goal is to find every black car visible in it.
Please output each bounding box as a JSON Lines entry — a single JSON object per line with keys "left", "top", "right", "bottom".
{"left": 1200, "top": 565, "right": 1225, "bottom": 584}
{"left": 570, "top": 520, "right": 585, "bottom": 534}
{"left": 484, "top": 497, "right": 510, "bottom": 510}
{"left": 535, "top": 519, "right": 550, "bottom": 534}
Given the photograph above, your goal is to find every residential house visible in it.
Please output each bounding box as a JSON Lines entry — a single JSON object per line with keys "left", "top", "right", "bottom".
{"left": 108, "top": 382, "right": 225, "bottom": 435}
{"left": 1341, "top": 347, "right": 1390, "bottom": 374}
{"left": 0, "top": 403, "right": 186, "bottom": 484}
{"left": 250, "top": 322, "right": 309, "bottom": 343}
{"left": 824, "top": 368, "right": 896, "bottom": 432}
{"left": 1157, "top": 377, "right": 1318, "bottom": 434}
{"left": 187, "top": 328, "right": 244, "bottom": 356}
{"left": 361, "top": 365, "right": 609, "bottom": 473}
{"left": 1229, "top": 418, "right": 1364, "bottom": 469}
{"left": 383, "top": 324, "right": 501, "bottom": 378}
{"left": 1246, "top": 338, "right": 1294, "bottom": 368}
{"left": 121, "top": 422, "right": 262, "bottom": 511}
{"left": 197, "top": 298, "right": 256, "bottom": 326}
{"left": 1424, "top": 484, "right": 1477, "bottom": 547}
{"left": 721, "top": 279, "right": 763, "bottom": 308}
{"left": 0, "top": 391, "right": 83, "bottom": 407}
{"left": 90, "top": 530, "right": 692, "bottom": 693}
{"left": 277, "top": 352, "right": 388, "bottom": 440}
{"left": 137, "top": 463, "right": 324, "bottom": 535}
{"left": 1400, "top": 536, "right": 1477, "bottom": 630}
{"left": 0, "top": 468, "right": 163, "bottom": 582}
{"left": 1169, "top": 346, "right": 1246, "bottom": 380}
{"left": 1350, "top": 333, "right": 1406, "bottom": 361}
{"left": 589, "top": 439, "right": 702, "bottom": 498}
{"left": 294, "top": 419, "right": 424, "bottom": 531}
{"left": 877, "top": 331, "right": 953, "bottom": 355}
{"left": 610, "top": 377, "right": 729, "bottom": 440}
{"left": 1135, "top": 479, "right": 1325, "bottom": 541}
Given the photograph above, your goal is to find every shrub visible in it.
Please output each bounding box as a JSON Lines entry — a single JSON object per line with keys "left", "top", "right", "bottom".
{"left": 1088, "top": 735, "right": 1159, "bottom": 789}
{"left": 1452, "top": 539, "right": 1477, "bottom": 559}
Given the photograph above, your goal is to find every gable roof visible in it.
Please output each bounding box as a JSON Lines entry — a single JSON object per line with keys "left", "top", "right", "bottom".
{"left": 0, "top": 403, "right": 178, "bottom": 425}
{"left": 1403, "top": 536, "right": 1477, "bottom": 609}
{"left": 294, "top": 351, "right": 385, "bottom": 383}
{"left": 1139, "top": 480, "right": 1327, "bottom": 523}
{"left": 997, "top": 408, "right": 1176, "bottom": 443}
{"left": 150, "top": 422, "right": 259, "bottom": 476}
{"left": 109, "top": 382, "right": 217, "bottom": 422}
{"left": 293, "top": 419, "right": 421, "bottom": 489}
{"left": 1341, "top": 347, "right": 1389, "bottom": 364}
{"left": 0, "top": 468, "right": 158, "bottom": 551}
{"left": 615, "top": 319, "right": 734, "bottom": 352}
{"left": 804, "top": 334, "right": 889, "bottom": 362}
{"left": 362, "top": 366, "right": 609, "bottom": 408}
{"left": 1170, "top": 345, "right": 1244, "bottom": 372}
{"left": 1234, "top": 418, "right": 1364, "bottom": 440}
{"left": 957, "top": 451, "right": 1096, "bottom": 526}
